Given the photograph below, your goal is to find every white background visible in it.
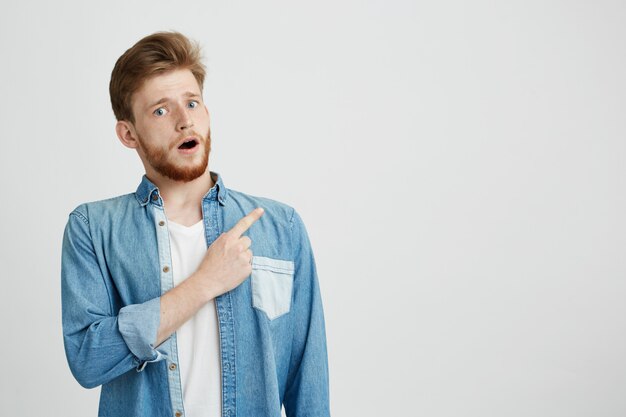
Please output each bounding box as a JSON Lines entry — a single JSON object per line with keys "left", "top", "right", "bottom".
{"left": 1, "top": 1, "right": 625, "bottom": 416}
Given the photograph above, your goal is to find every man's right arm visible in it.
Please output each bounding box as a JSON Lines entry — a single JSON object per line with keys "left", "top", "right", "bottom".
{"left": 61, "top": 207, "right": 263, "bottom": 388}
{"left": 61, "top": 210, "right": 160, "bottom": 389}
{"left": 154, "top": 207, "right": 264, "bottom": 346}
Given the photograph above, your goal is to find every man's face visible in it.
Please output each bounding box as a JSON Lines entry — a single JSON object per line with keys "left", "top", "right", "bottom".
{"left": 128, "top": 69, "right": 211, "bottom": 182}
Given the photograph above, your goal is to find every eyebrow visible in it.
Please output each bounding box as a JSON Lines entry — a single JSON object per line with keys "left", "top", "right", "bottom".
{"left": 146, "top": 92, "right": 201, "bottom": 110}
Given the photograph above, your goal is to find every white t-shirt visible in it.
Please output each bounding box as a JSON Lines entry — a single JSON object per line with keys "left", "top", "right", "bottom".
{"left": 168, "top": 219, "right": 222, "bottom": 417}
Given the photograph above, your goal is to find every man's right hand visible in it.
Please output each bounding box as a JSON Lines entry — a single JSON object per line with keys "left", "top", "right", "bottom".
{"left": 155, "top": 207, "right": 265, "bottom": 347}
{"left": 191, "top": 207, "right": 265, "bottom": 299}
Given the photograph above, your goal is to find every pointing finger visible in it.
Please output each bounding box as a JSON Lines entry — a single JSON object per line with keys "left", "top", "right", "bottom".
{"left": 228, "top": 207, "right": 264, "bottom": 237}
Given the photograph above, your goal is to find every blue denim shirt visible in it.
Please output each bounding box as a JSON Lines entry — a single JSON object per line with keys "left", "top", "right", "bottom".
{"left": 61, "top": 171, "right": 330, "bottom": 417}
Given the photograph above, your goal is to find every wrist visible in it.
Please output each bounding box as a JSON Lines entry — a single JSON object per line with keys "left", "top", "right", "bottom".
{"left": 186, "top": 272, "right": 217, "bottom": 303}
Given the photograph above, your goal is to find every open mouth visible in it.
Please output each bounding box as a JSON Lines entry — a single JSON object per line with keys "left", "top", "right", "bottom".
{"left": 178, "top": 139, "right": 198, "bottom": 150}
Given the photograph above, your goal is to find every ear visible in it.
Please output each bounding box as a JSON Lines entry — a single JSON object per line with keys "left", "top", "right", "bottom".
{"left": 116, "top": 120, "right": 139, "bottom": 149}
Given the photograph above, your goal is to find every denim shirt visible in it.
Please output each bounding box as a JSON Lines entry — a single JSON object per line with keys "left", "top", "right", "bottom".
{"left": 61, "top": 171, "right": 330, "bottom": 417}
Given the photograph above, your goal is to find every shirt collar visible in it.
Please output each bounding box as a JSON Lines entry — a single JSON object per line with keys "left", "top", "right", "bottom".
{"left": 135, "top": 170, "right": 228, "bottom": 207}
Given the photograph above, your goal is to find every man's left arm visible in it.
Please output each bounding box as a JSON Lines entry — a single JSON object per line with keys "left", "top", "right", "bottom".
{"left": 283, "top": 209, "right": 331, "bottom": 417}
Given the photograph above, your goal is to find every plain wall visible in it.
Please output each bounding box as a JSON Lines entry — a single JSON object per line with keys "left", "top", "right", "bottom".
{"left": 1, "top": 1, "right": 625, "bottom": 416}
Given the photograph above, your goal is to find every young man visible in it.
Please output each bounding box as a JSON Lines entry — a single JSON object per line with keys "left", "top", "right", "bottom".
{"left": 61, "top": 32, "right": 330, "bottom": 417}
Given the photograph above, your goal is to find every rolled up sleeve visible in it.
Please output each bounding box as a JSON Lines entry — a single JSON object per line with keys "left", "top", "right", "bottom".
{"left": 61, "top": 210, "right": 166, "bottom": 388}
{"left": 118, "top": 297, "right": 165, "bottom": 368}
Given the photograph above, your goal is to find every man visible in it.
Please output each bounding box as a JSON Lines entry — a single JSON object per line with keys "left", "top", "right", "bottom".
{"left": 61, "top": 31, "right": 330, "bottom": 417}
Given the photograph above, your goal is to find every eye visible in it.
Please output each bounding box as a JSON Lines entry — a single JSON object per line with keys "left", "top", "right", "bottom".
{"left": 153, "top": 107, "right": 168, "bottom": 117}
{"left": 188, "top": 100, "right": 199, "bottom": 109}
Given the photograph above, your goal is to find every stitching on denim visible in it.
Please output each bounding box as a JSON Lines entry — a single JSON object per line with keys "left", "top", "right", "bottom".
{"left": 252, "top": 265, "right": 293, "bottom": 274}
{"left": 285, "top": 207, "right": 299, "bottom": 395}
{"left": 288, "top": 207, "right": 297, "bottom": 261}
{"left": 251, "top": 262, "right": 294, "bottom": 274}
{"left": 70, "top": 210, "right": 89, "bottom": 225}
{"left": 228, "top": 290, "right": 237, "bottom": 416}
{"left": 251, "top": 305, "right": 292, "bottom": 321}
{"left": 70, "top": 208, "right": 115, "bottom": 316}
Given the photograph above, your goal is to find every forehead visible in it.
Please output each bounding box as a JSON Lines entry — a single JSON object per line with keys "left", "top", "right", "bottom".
{"left": 132, "top": 69, "right": 201, "bottom": 107}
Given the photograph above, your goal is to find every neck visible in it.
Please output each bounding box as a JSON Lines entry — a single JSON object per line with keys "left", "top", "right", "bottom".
{"left": 146, "top": 168, "right": 215, "bottom": 224}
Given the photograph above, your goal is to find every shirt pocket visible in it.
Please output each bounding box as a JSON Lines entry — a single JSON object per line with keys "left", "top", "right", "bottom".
{"left": 251, "top": 256, "right": 295, "bottom": 320}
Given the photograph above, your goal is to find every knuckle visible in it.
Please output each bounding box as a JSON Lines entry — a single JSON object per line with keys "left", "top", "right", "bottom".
{"left": 226, "top": 244, "right": 238, "bottom": 256}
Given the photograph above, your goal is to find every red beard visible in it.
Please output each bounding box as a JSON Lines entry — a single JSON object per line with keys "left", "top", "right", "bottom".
{"left": 137, "top": 128, "right": 211, "bottom": 182}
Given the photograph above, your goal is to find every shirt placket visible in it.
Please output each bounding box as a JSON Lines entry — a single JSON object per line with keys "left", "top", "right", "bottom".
{"left": 151, "top": 192, "right": 186, "bottom": 417}
{"left": 202, "top": 196, "right": 237, "bottom": 417}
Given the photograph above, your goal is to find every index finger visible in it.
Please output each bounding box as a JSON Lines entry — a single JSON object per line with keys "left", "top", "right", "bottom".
{"left": 228, "top": 207, "right": 265, "bottom": 237}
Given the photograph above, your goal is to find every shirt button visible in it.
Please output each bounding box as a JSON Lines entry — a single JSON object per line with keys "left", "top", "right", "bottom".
{"left": 163, "top": 266, "right": 170, "bottom": 273}
{"left": 169, "top": 363, "right": 177, "bottom": 371}
{"left": 158, "top": 220, "right": 165, "bottom": 226}
{"left": 152, "top": 194, "right": 158, "bottom": 201}
{"left": 175, "top": 412, "right": 182, "bottom": 417}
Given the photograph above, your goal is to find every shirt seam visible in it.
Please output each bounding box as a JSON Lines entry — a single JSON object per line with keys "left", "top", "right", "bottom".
{"left": 70, "top": 210, "right": 89, "bottom": 225}
{"left": 286, "top": 206, "right": 298, "bottom": 395}
{"left": 70, "top": 208, "right": 115, "bottom": 316}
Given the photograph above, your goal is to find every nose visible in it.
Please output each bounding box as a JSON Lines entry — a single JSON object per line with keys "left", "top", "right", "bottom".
{"left": 176, "top": 107, "right": 194, "bottom": 132}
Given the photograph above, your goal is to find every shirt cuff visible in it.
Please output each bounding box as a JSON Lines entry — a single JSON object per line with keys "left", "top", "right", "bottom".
{"left": 118, "top": 297, "right": 165, "bottom": 367}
